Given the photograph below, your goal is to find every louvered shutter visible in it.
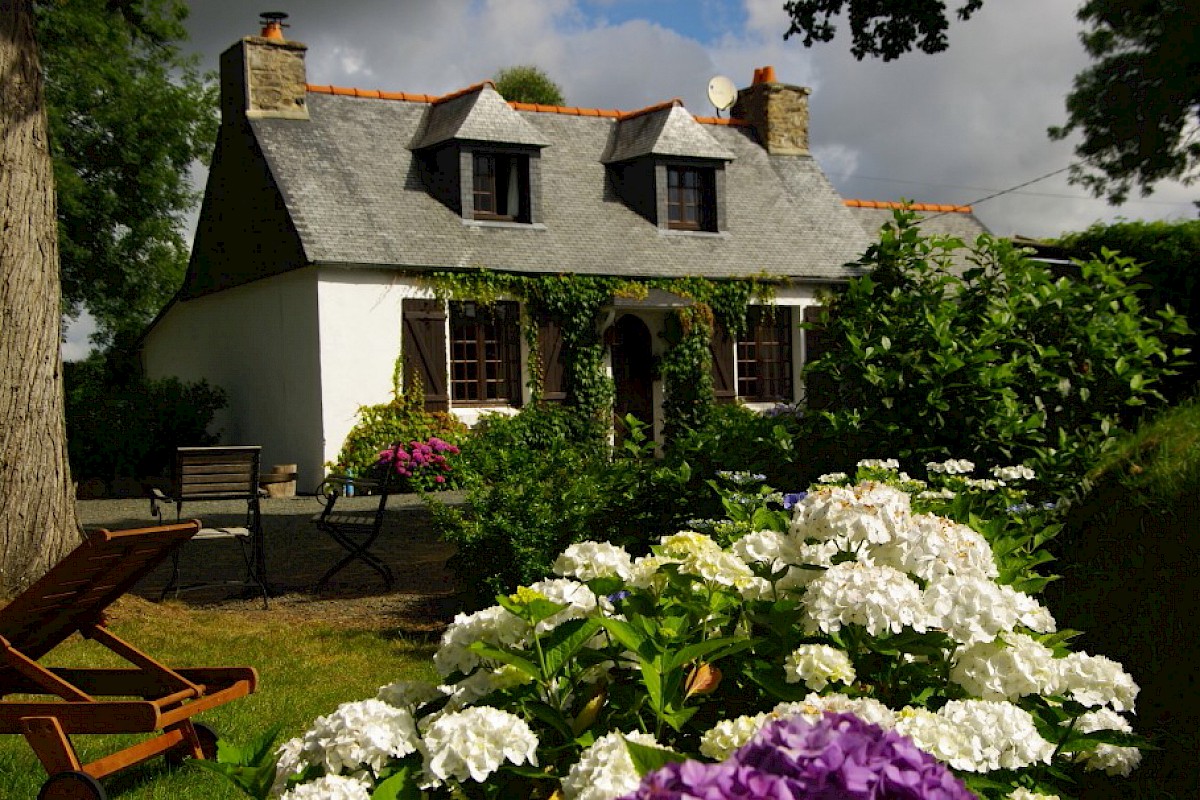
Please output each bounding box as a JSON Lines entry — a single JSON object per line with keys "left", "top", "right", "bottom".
{"left": 402, "top": 299, "right": 449, "bottom": 411}
{"left": 538, "top": 318, "right": 567, "bottom": 403}
{"left": 710, "top": 320, "right": 736, "bottom": 404}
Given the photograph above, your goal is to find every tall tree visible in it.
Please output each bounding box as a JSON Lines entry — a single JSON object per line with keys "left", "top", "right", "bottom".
{"left": 493, "top": 65, "right": 566, "bottom": 106}
{"left": 0, "top": 0, "right": 81, "bottom": 594}
{"left": 35, "top": 0, "right": 216, "bottom": 347}
{"left": 782, "top": 0, "right": 1199, "bottom": 203}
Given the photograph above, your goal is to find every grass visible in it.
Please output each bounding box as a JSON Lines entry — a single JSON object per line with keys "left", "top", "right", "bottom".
{"left": 0, "top": 597, "right": 436, "bottom": 800}
{"left": 1045, "top": 393, "right": 1200, "bottom": 800}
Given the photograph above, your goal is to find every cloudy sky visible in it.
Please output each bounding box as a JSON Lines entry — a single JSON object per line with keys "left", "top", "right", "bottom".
{"left": 62, "top": 0, "right": 1197, "bottom": 359}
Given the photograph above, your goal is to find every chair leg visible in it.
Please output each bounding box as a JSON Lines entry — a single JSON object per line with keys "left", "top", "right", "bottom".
{"left": 234, "top": 536, "right": 270, "bottom": 610}
{"left": 158, "top": 551, "right": 182, "bottom": 603}
{"left": 21, "top": 717, "right": 83, "bottom": 777}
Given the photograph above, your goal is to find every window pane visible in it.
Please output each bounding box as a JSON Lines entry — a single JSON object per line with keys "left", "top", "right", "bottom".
{"left": 450, "top": 301, "right": 520, "bottom": 403}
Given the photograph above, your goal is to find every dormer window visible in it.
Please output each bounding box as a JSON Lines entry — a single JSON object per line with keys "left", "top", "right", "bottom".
{"left": 472, "top": 152, "right": 530, "bottom": 222}
{"left": 666, "top": 166, "right": 716, "bottom": 231}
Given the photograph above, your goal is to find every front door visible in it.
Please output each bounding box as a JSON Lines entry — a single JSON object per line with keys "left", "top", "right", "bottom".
{"left": 611, "top": 314, "right": 654, "bottom": 444}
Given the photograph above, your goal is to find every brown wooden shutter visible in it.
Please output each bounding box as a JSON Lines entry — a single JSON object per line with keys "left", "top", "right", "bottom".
{"left": 538, "top": 318, "right": 567, "bottom": 403}
{"left": 402, "top": 299, "right": 449, "bottom": 411}
{"left": 802, "top": 305, "right": 832, "bottom": 410}
{"left": 710, "top": 320, "right": 736, "bottom": 404}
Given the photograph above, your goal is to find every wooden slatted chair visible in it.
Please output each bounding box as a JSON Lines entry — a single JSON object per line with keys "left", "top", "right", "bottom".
{"left": 0, "top": 521, "right": 258, "bottom": 800}
{"left": 151, "top": 446, "right": 269, "bottom": 608}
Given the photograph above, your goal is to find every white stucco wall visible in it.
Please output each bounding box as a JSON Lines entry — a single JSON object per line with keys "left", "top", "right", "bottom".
{"left": 315, "top": 269, "right": 433, "bottom": 476}
{"left": 142, "top": 269, "right": 325, "bottom": 488}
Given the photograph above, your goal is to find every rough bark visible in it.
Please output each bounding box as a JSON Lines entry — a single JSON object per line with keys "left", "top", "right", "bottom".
{"left": 0, "top": 0, "right": 82, "bottom": 595}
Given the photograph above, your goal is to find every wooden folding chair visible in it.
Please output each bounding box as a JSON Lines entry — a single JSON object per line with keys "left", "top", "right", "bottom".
{"left": 0, "top": 522, "right": 258, "bottom": 800}
{"left": 311, "top": 474, "right": 396, "bottom": 591}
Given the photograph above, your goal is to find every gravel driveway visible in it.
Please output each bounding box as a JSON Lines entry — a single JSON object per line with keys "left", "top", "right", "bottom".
{"left": 77, "top": 492, "right": 464, "bottom": 633}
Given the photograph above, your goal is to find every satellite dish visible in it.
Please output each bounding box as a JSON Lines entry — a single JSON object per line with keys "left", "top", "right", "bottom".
{"left": 707, "top": 75, "right": 736, "bottom": 115}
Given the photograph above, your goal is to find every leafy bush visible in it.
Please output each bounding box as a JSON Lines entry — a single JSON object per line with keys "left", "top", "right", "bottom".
{"left": 804, "top": 212, "right": 1191, "bottom": 498}
{"left": 434, "top": 413, "right": 691, "bottom": 609}
{"left": 333, "top": 388, "right": 467, "bottom": 481}
{"left": 1056, "top": 219, "right": 1199, "bottom": 399}
{"left": 262, "top": 459, "right": 1146, "bottom": 800}
{"left": 65, "top": 355, "right": 226, "bottom": 481}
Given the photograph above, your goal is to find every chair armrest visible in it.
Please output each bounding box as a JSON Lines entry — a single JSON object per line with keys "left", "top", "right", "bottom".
{"left": 149, "top": 487, "right": 173, "bottom": 520}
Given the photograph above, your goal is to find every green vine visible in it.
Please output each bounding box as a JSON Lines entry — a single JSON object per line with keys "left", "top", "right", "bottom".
{"left": 421, "top": 269, "right": 775, "bottom": 445}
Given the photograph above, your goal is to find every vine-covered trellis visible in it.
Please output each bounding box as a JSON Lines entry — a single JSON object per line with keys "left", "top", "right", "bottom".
{"left": 424, "top": 269, "right": 773, "bottom": 443}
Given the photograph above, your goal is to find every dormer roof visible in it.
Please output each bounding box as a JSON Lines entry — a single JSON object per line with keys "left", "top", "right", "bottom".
{"left": 413, "top": 82, "right": 550, "bottom": 150}
{"left": 603, "top": 101, "right": 735, "bottom": 164}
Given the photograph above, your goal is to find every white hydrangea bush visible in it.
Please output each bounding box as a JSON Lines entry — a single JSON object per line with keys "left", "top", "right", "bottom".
{"left": 268, "top": 460, "right": 1143, "bottom": 800}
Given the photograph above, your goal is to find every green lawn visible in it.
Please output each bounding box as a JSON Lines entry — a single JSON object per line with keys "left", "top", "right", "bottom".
{"left": 0, "top": 597, "right": 436, "bottom": 800}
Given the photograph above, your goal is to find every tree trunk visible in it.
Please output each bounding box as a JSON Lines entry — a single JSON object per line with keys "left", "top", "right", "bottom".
{"left": 0, "top": 1, "right": 81, "bottom": 595}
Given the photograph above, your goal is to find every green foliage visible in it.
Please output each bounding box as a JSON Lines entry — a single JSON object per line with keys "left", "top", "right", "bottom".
{"left": 659, "top": 307, "right": 715, "bottom": 442}
{"left": 434, "top": 414, "right": 692, "bottom": 609}
{"left": 35, "top": 0, "right": 218, "bottom": 345}
{"left": 333, "top": 386, "right": 468, "bottom": 482}
{"left": 803, "top": 212, "right": 1191, "bottom": 498}
{"left": 1049, "top": 0, "right": 1200, "bottom": 203}
{"left": 666, "top": 403, "right": 804, "bottom": 489}
{"left": 64, "top": 354, "right": 226, "bottom": 481}
{"left": 492, "top": 64, "right": 565, "bottom": 105}
{"left": 190, "top": 725, "right": 282, "bottom": 799}
{"left": 1056, "top": 218, "right": 1199, "bottom": 397}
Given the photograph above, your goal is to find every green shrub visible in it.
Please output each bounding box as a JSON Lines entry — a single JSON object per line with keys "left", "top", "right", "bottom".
{"left": 804, "top": 211, "right": 1191, "bottom": 498}
{"left": 433, "top": 413, "right": 691, "bottom": 609}
{"left": 65, "top": 355, "right": 226, "bottom": 481}
{"left": 1056, "top": 219, "right": 1199, "bottom": 399}
{"left": 332, "top": 389, "right": 467, "bottom": 482}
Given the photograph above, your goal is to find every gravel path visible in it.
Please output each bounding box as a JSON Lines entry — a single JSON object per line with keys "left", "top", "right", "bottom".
{"left": 77, "top": 492, "right": 465, "bottom": 634}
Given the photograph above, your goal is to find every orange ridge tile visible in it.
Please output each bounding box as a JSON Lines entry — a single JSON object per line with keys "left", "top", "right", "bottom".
{"left": 843, "top": 199, "right": 973, "bottom": 213}
{"left": 431, "top": 80, "right": 496, "bottom": 105}
{"left": 618, "top": 98, "right": 682, "bottom": 121}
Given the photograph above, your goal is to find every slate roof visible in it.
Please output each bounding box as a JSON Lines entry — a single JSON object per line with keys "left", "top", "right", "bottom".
{"left": 603, "top": 102, "right": 735, "bottom": 163}
{"left": 412, "top": 83, "right": 550, "bottom": 150}
{"left": 244, "top": 89, "right": 872, "bottom": 282}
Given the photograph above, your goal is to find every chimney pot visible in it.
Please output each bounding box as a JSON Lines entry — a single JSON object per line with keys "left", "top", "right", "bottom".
{"left": 259, "top": 11, "right": 289, "bottom": 40}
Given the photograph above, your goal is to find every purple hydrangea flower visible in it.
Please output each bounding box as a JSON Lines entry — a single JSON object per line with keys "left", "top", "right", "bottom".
{"left": 618, "top": 712, "right": 974, "bottom": 800}
{"left": 783, "top": 492, "right": 807, "bottom": 510}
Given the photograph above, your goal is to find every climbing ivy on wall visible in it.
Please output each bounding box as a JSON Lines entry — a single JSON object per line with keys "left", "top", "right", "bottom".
{"left": 423, "top": 269, "right": 772, "bottom": 443}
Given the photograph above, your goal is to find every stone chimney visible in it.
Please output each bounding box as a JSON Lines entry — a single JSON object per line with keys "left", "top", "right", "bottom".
{"left": 220, "top": 13, "right": 308, "bottom": 122}
{"left": 730, "top": 66, "right": 810, "bottom": 156}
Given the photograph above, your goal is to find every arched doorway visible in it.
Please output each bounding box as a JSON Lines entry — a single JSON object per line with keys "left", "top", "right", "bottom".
{"left": 611, "top": 314, "right": 654, "bottom": 443}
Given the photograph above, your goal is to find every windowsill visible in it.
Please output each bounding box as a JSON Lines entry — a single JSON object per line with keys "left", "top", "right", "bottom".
{"left": 659, "top": 228, "right": 729, "bottom": 239}
{"left": 462, "top": 219, "right": 547, "bottom": 231}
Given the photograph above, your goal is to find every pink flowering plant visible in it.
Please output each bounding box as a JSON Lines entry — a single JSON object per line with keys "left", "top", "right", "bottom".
{"left": 374, "top": 436, "right": 461, "bottom": 492}
{"left": 226, "top": 457, "right": 1145, "bottom": 800}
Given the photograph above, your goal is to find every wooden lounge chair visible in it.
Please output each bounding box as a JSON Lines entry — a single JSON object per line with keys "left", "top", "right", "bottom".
{"left": 0, "top": 521, "right": 258, "bottom": 800}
